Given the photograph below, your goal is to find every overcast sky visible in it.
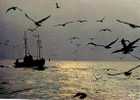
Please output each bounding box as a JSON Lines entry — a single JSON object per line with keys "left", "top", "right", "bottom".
{"left": 0, "top": 0, "right": 140, "bottom": 61}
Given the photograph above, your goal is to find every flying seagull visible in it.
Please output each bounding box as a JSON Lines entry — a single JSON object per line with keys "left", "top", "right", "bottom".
{"left": 69, "top": 36, "right": 80, "bottom": 44}
{"left": 99, "top": 28, "right": 112, "bottom": 32}
{"left": 77, "top": 19, "right": 88, "bottom": 23}
{"left": 96, "top": 17, "right": 105, "bottom": 23}
{"left": 73, "top": 92, "right": 87, "bottom": 99}
{"left": 25, "top": 13, "right": 51, "bottom": 27}
{"left": 54, "top": 21, "right": 74, "bottom": 27}
{"left": 6, "top": 6, "right": 23, "bottom": 13}
{"left": 56, "top": 2, "right": 60, "bottom": 8}
{"left": 87, "top": 42, "right": 97, "bottom": 46}
{"left": 3, "top": 40, "right": 10, "bottom": 46}
{"left": 112, "top": 38, "right": 140, "bottom": 54}
{"left": 116, "top": 19, "right": 140, "bottom": 29}
{"left": 75, "top": 43, "right": 81, "bottom": 47}
{"left": 88, "top": 37, "right": 95, "bottom": 41}
{"left": 107, "top": 65, "right": 140, "bottom": 77}
{"left": 87, "top": 38, "right": 119, "bottom": 49}
{"left": 69, "top": 36, "right": 80, "bottom": 40}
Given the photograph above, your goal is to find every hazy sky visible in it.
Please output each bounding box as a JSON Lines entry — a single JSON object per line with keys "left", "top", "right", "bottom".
{"left": 0, "top": 0, "right": 140, "bottom": 60}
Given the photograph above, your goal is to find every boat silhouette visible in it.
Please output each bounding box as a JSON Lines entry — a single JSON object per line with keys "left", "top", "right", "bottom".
{"left": 14, "top": 31, "right": 45, "bottom": 70}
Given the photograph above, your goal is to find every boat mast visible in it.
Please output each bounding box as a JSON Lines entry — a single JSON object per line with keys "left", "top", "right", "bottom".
{"left": 24, "top": 31, "right": 28, "bottom": 56}
{"left": 36, "top": 32, "right": 42, "bottom": 59}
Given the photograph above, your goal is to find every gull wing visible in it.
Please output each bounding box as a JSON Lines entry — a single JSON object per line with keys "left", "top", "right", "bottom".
{"left": 54, "top": 21, "right": 73, "bottom": 27}
{"left": 97, "top": 17, "right": 105, "bottom": 22}
{"left": 37, "top": 15, "right": 51, "bottom": 24}
{"left": 128, "top": 38, "right": 140, "bottom": 47}
{"left": 99, "top": 29, "right": 104, "bottom": 32}
{"left": 106, "top": 38, "right": 119, "bottom": 47}
{"left": 112, "top": 48, "right": 124, "bottom": 54}
{"left": 101, "top": 17, "right": 105, "bottom": 21}
{"left": 107, "top": 29, "right": 112, "bottom": 32}
{"left": 116, "top": 19, "right": 140, "bottom": 28}
{"left": 56, "top": 2, "right": 60, "bottom": 8}
{"left": 87, "top": 42, "right": 104, "bottom": 47}
{"left": 77, "top": 20, "right": 88, "bottom": 22}
{"left": 6, "top": 6, "right": 22, "bottom": 12}
{"left": 135, "top": 24, "right": 140, "bottom": 27}
{"left": 121, "top": 38, "right": 127, "bottom": 48}
{"left": 70, "top": 37, "right": 80, "bottom": 40}
{"left": 116, "top": 19, "right": 131, "bottom": 25}
{"left": 16, "top": 7, "right": 23, "bottom": 12}
{"left": 65, "top": 21, "right": 74, "bottom": 24}
{"left": 107, "top": 72, "right": 124, "bottom": 76}
{"left": 87, "top": 42, "right": 97, "bottom": 46}
{"left": 99, "top": 28, "right": 112, "bottom": 32}
{"left": 24, "top": 13, "right": 36, "bottom": 23}
{"left": 127, "top": 65, "right": 140, "bottom": 72}
{"left": 6, "top": 7, "right": 15, "bottom": 13}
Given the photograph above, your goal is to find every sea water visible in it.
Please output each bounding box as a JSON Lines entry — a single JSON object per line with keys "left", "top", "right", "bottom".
{"left": 0, "top": 60, "right": 140, "bottom": 100}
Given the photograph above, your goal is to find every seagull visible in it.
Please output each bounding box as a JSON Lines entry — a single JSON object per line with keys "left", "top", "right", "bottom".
{"left": 54, "top": 21, "right": 74, "bottom": 27}
{"left": 75, "top": 43, "right": 81, "bottom": 47}
{"left": 0, "top": 81, "right": 9, "bottom": 84}
{"left": 3, "top": 40, "right": 10, "bottom": 46}
{"left": 120, "top": 38, "right": 130, "bottom": 48}
{"left": 116, "top": 19, "right": 140, "bottom": 29}
{"left": 24, "top": 13, "right": 51, "bottom": 27}
{"left": 107, "top": 65, "right": 140, "bottom": 77}
{"left": 5, "top": 40, "right": 10, "bottom": 43}
{"left": 56, "top": 2, "right": 60, "bottom": 8}
{"left": 99, "top": 28, "right": 112, "bottom": 32}
{"left": 88, "top": 37, "right": 95, "bottom": 41}
{"left": 73, "top": 92, "right": 87, "bottom": 99}
{"left": 112, "top": 38, "right": 140, "bottom": 54}
{"left": 69, "top": 36, "right": 80, "bottom": 40}
{"left": 96, "top": 17, "right": 105, "bottom": 23}
{"left": 87, "top": 42, "right": 97, "bottom": 46}
{"left": 77, "top": 19, "right": 88, "bottom": 23}
{"left": 6, "top": 6, "right": 23, "bottom": 13}
{"left": 87, "top": 38, "right": 119, "bottom": 49}
{"left": 69, "top": 37, "right": 80, "bottom": 44}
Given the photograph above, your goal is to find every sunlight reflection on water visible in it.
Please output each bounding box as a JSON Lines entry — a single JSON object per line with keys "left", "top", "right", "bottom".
{"left": 0, "top": 60, "right": 140, "bottom": 99}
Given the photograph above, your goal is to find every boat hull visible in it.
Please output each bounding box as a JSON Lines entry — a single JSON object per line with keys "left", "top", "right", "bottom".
{"left": 14, "top": 58, "right": 45, "bottom": 70}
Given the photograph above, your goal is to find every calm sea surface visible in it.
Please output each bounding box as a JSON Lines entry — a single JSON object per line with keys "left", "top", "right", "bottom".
{"left": 0, "top": 60, "right": 140, "bottom": 100}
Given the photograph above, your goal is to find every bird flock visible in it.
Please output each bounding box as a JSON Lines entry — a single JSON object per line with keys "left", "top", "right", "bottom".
{"left": 0, "top": 40, "right": 20, "bottom": 48}
{"left": 4, "top": 5, "right": 140, "bottom": 65}
{"left": 2, "top": 3, "right": 140, "bottom": 99}
{"left": 4, "top": 4, "right": 140, "bottom": 61}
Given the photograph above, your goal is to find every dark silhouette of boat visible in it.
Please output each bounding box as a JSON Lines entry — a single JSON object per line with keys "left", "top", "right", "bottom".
{"left": 14, "top": 55, "right": 45, "bottom": 70}
{"left": 14, "top": 31, "right": 45, "bottom": 70}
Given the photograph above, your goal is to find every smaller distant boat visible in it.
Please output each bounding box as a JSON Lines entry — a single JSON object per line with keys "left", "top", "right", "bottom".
{"left": 14, "top": 31, "right": 45, "bottom": 70}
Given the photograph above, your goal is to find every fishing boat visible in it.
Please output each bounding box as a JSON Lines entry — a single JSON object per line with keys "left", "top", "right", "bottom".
{"left": 14, "top": 31, "right": 45, "bottom": 70}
